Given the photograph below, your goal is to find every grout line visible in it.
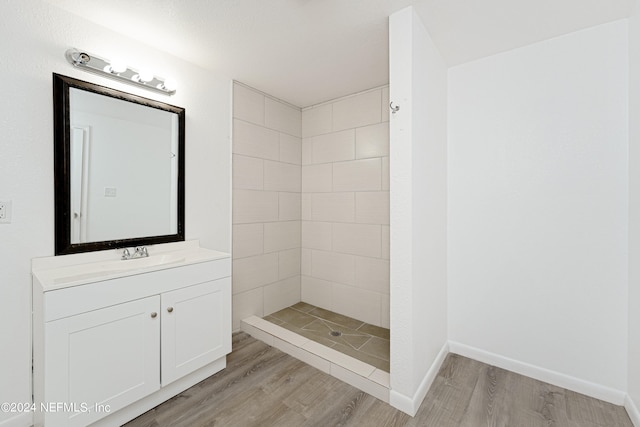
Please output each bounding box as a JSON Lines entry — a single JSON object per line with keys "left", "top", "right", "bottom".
{"left": 234, "top": 80, "right": 301, "bottom": 111}
{"left": 301, "top": 84, "right": 389, "bottom": 111}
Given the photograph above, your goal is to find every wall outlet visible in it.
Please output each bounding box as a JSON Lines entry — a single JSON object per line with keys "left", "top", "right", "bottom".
{"left": 0, "top": 200, "right": 12, "bottom": 224}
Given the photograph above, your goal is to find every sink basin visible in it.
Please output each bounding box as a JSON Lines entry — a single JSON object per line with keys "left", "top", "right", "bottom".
{"left": 100, "top": 254, "right": 186, "bottom": 272}
{"left": 49, "top": 253, "right": 187, "bottom": 285}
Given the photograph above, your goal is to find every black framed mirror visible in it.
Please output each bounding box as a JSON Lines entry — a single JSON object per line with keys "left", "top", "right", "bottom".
{"left": 53, "top": 73, "right": 185, "bottom": 255}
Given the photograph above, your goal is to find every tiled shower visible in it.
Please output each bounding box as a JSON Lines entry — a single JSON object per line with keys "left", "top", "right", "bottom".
{"left": 231, "top": 82, "right": 390, "bottom": 331}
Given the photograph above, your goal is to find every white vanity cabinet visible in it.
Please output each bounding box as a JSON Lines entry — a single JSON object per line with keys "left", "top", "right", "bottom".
{"left": 32, "top": 243, "right": 231, "bottom": 427}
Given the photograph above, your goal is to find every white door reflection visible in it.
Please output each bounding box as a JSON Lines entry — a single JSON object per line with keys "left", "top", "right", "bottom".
{"left": 70, "top": 126, "right": 90, "bottom": 242}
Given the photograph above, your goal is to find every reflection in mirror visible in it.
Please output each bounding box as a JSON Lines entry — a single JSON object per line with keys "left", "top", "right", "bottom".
{"left": 54, "top": 74, "right": 185, "bottom": 255}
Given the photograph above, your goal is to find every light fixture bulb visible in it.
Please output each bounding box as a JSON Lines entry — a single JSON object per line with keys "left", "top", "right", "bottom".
{"left": 106, "top": 59, "right": 127, "bottom": 74}
{"left": 138, "top": 70, "right": 154, "bottom": 83}
{"left": 162, "top": 78, "right": 177, "bottom": 91}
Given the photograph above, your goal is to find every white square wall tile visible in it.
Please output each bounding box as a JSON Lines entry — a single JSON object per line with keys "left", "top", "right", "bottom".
{"left": 301, "top": 249, "right": 312, "bottom": 276}
{"left": 311, "top": 250, "right": 355, "bottom": 285}
{"left": 264, "top": 160, "right": 301, "bottom": 192}
{"left": 332, "top": 283, "right": 382, "bottom": 326}
{"left": 232, "top": 253, "right": 279, "bottom": 294}
{"left": 302, "top": 164, "right": 332, "bottom": 193}
{"left": 301, "top": 221, "right": 332, "bottom": 251}
{"left": 233, "top": 119, "right": 279, "bottom": 160}
{"left": 301, "top": 275, "right": 333, "bottom": 309}
{"left": 264, "top": 276, "right": 301, "bottom": 315}
{"left": 381, "top": 156, "right": 389, "bottom": 191}
{"left": 233, "top": 189, "right": 279, "bottom": 224}
{"left": 279, "top": 248, "right": 301, "bottom": 279}
{"left": 355, "top": 256, "right": 389, "bottom": 294}
{"left": 311, "top": 193, "right": 355, "bottom": 223}
{"left": 302, "top": 139, "right": 312, "bottom": 165}
{"left": 233, "top": 83, "right": 264, "bottom": 126}
{"left": 279, "top": 192, "right": 301, "bottom": 221}
{"left": 355, "top": 122, "right": 389, "bottom": 159}
{"left": 264, "top": 221, "right": 301, "bottom": 253}
{"left": 233, "top": 155, "right": 263, "bottom": 190}
{"left": 332, "top": 90, "right": 382, "bottom": 132}
{"left": 280, "top": 133, "right": 302, "bottom": 165}
{"left": 233, "top": 288, "right": 263, "bottom": 331}
{"left": 332, "top": 223, "right": 381, "bottom": 258}
{"left": 265, "top": 98, "right": 301, "bottom": 137}
{"left": 381, "top": 86, "right": 389, "bottom": 123}
{"left": 311, "top": 129, "right": 355, "bottom": 164}
{"left": 301, "top": 193, "right": 312, "bottom": 220}
{"left": 381, "top": 225, "right": 390, "bottom": 260}
{"left": 302, "top": 103, "right": 332, "bottom": 138}
{"left": 232, "top": 223, "right": 263, "bottom": 259}
{"left": 333, "top": 158, "right": 382, "bottom": 192}
{"left": 355, "top": 192, "right": 389, "bottom": 225}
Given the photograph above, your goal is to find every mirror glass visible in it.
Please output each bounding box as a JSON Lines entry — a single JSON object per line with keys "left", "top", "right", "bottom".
{"left": 54, "top": 74, "right": 185, "bottom": 255}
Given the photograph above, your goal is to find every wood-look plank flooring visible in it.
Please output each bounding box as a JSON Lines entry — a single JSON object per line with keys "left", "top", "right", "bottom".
{"left": 125, "top": 332, "right": 633, "bottom": 427}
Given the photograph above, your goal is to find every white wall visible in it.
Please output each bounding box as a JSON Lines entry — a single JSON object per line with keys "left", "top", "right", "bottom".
{"left": 388, "top": 6, "right": 448, "bottom": 415}
{"left": 231, "top": 82, "right": 302, "bottom": 331}
{"left": 628, "top": 4, "right": 640, "bottom": 425}
{"left": 300, "top": 87, "right": 390, "bottom": 328}
{"left": 448, "top": 20, "right": 629, "bottom": 401}
{"left": 0, "top": 2, "right": 231, "bottom": 425}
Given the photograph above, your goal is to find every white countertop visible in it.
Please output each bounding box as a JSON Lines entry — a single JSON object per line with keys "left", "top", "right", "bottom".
{"left": 32, "top": 240, "right": 230, "bottom": 292}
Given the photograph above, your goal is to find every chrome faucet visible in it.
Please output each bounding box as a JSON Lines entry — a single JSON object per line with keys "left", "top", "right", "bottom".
{"left": 134, "top": 246, "right": 149, "bottom": 258}
{"left": 121, "top": 246, "right": 149, "bottom": 260}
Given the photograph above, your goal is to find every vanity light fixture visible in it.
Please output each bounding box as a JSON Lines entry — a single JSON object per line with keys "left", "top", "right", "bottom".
{"left": 65, "top": 48, "right": 176, "bottom": 95}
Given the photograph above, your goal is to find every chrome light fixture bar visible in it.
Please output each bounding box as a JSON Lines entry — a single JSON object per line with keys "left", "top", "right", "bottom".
{"left": 65, "top": 48, "right": 176, "bottom": 95}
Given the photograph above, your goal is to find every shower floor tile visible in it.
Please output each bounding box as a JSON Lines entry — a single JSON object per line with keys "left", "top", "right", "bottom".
{"left": 266, "top": 303, "right": 390, "bottom": 372}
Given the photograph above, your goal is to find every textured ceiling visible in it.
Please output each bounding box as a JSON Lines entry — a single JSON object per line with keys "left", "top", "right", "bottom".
{"left": 45, "top": 0, "right": 634, "bottom": 107}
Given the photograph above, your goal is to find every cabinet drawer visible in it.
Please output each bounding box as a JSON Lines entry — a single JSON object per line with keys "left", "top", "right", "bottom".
{"left": 43, "top": 257, "right": 231, "bottom": 322}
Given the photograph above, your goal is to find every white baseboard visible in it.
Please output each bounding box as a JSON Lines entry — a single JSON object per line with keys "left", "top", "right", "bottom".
{"left": 448, "top": 341, "right": 626, "bottom": 405}
{"left": 0, "top": 412, "right": 32, "bottom": 427}
{"left": 390, "top": 341, "right": 449, "bottom": 416}
{"left": 626, "top": 394, "right": 640, "bottom": 427}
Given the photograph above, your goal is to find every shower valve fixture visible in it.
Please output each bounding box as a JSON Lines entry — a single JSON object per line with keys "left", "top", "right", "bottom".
{"left": 65, "top": 48, "right": 176, "bottom": 95}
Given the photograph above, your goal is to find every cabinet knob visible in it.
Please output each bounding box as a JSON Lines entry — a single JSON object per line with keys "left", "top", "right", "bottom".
{"left": 167, "top": 307, "right": 174, "bottom": 313}
{"left": 150, "top": 312, "right": 157, "bottom": 318}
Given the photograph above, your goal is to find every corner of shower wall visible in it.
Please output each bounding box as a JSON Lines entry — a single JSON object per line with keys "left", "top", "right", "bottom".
{"left": 231, "top": 81, "right": 302, "bottom": 331}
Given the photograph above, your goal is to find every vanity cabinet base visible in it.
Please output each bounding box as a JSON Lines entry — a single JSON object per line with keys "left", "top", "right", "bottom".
{"left": 32, "top": 245, "right": 231, "bottom": 427}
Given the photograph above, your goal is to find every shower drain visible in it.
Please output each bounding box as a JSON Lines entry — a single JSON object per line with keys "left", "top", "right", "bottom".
{"left": 330, "top": 331, "right": 342, "bottom": 337}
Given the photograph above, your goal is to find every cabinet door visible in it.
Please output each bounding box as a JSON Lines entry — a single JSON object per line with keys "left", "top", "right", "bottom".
{"left": 45, "top": 296, "right": 160, "bottom": 427}
{"left": 161, "top": 278, "right": 231, "bottom": 385}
